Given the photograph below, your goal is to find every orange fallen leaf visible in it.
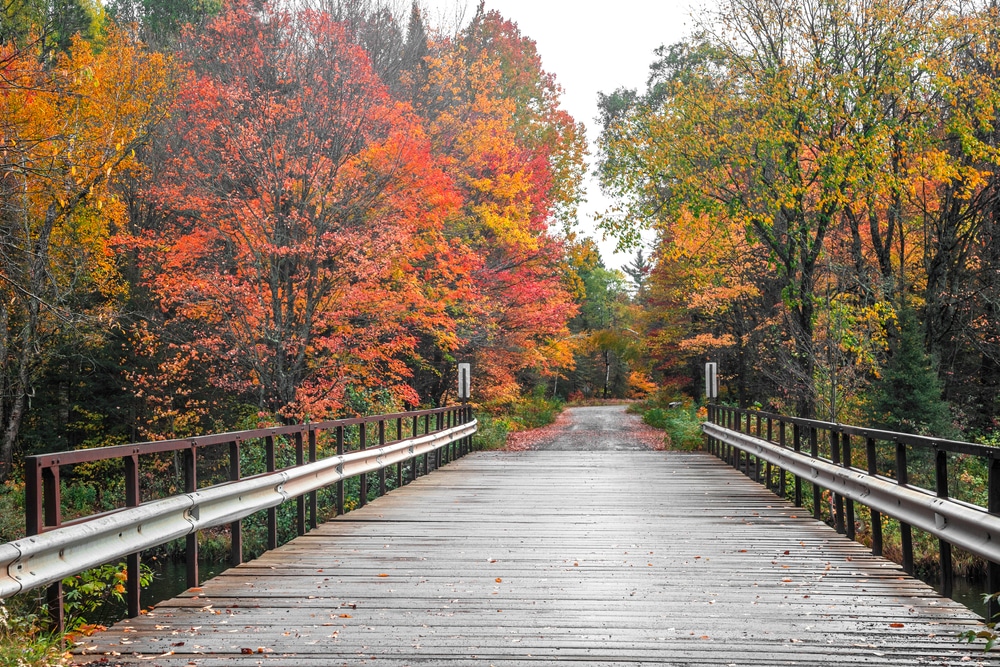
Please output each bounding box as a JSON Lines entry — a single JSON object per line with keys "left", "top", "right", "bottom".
{"left": 339, "top": 614, "right": 352, "bottom": 618}
{"left": 890, "top": 623, "right": 905, "bottom": 628}
{"left": 378, "top": 573, "right": 389, "bottom": 578}
{"left": 495, "top": 577, "right": 502, "bottom": 583}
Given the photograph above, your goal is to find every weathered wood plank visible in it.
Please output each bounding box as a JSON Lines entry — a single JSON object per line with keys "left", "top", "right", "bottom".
{"left": 73, "top": 451, "right": 998, "bottom": 666}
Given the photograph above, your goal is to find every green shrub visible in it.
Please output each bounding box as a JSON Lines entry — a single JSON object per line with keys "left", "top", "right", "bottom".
{"left": 642, "top": 403, "right": 704, "bottom": 451}
{"left": 642, "top": 408, "right": 669, "bottom": 429}
{"left": 473, "top": 413, "right": 511, "bottom": 450}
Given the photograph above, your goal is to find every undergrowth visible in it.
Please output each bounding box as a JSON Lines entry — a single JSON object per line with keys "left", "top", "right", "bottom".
{"left": 629, "top": 393, "right": 705, "bottom": 451}
{"left": 474, "top": 390, "right": 564, "bottom": 450}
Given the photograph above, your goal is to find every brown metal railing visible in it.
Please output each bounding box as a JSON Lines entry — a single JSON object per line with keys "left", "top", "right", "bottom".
{"left": 22, "top": 405, "right": 474, "bottom": 629}
{"left": 706, "top": 404, "right": 1000, "bottom": 619}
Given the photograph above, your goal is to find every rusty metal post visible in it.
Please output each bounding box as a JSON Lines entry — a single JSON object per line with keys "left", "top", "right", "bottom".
{"left": 810, "top": 428, "right": 821, "bottom": 521}
{"left": 989, "top": 454, "right": 1000, "bottom": 621}
{"left": 266, "top": 435, "right": 277, "bottom": 550}
{"left": 359, "top": 422, "right": 368, "bottom": 508}
{"left": 229, "top": 440, "right": 242, "bottom": 566}
{"left": 124, "top": 454, "right": 141, "bottom": 618}
{"left": 335, "top": 426, "right": 345, "bottom": 515}
{"left": 378, "top": 420, "right": 387, "bottom": 497}
{"left": 184, "top": 447, "right": 199, "bottom": 588}
{"left": 935, "top": 448, "right": 953, "bottom": 599}
{"left": 295, "top": 431, "right": 306, "bottom": 535}
{"left": 830, "top": 430, "right": 846, "bottom": 534}
{"left": 842, "top": 433, "right": 855, "bottom": 540}
{"left": 866, "top": 437, "right": 882, "bottom": 557}
{"left": 396, "top": 417, "right": 404, "bottom": 487}
{"left": 896, "top": 442, "right": 914, "bottom": 574}
{"left": 308, "top": 429, "right": 317, "bottom": 529}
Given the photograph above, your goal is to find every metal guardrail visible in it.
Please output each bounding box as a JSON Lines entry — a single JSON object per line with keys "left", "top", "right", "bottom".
{"left": 703, "top": 405, "right": 1000, "bottom": 618}
{"left": 11, "top": 405, "right": 475, "bottom": 629}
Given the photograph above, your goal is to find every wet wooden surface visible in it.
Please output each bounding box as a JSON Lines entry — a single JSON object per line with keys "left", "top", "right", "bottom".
{"left": 74, "top": 449, "right": 997, "bottom": 666}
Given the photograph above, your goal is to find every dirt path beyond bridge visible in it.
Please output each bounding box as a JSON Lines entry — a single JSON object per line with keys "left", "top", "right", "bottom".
{"left": 505, "top": 403, "right": 667, "bottom": 451}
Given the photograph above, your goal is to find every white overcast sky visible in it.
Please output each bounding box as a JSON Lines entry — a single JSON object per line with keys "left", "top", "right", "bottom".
{"left": 423, "top": 1, "right": 701, "bottom": 269}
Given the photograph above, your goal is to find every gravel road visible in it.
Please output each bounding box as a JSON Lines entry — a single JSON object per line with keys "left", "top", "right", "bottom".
{"left": 506, "top": 404, "right": 666, "bottom": 451}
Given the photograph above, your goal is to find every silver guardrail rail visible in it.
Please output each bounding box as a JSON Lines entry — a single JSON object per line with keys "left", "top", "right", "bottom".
{"left": 0, "top": 419, "right": 474, "bottom": 601}
{"left": 703, "top": 421, "right": 1000, "bottom": 564}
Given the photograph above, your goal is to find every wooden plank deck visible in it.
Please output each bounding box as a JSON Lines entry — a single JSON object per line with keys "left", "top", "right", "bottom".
{"left": 74, "top": 450, "right": 998, "bottom": 666}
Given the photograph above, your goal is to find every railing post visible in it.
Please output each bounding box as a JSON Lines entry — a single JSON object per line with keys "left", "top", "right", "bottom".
{"left": 792, "top": 423, "right": 802, "bottom": 507}
{"left": 706, "top": 404, "right": 713, "bottom": 454}
{"left": 396, "top": 417, "right": 404, "bottom": 487}
{"left": 26, "top": 457, "right": 65, "bottom": 631}
{"left": 335, "top": 426, "right": 345, "bottom": 515}
{"left": 765, "top": 416, "right": 773, "bottom": 490}
{"left": 422, "top": 414, "right": 430, "bottom": 475}
{"left": 778, "top": 420, "right": 787, "bottom": 499}
{"left": 412, "top": 415, "right": 420, "bottom": 481}
{"left": 266, "top": 435, "right": 277, "bottom": 551}
{"left": 359, "top": 422, "right": 368, "bottom": 508}
{"left": 935, "top": 447, "right": 953, "bottom": 599}
{"left": 378, "top": 420, "right": 387, "bottom": 497}
{"left": 308, "top": 429, "right": 317, "bottom": 530}
{"left": 895, "top": 441, "right": 914, "bottom": 574}
{"left": 989, "top": 453, "right": 1000, "bottom": 622}
{"left": 810, "top": 428, "right": 821, "bottom": 522}
{"left": 866, "top": 437, "right": 883, "bottom": 557}
{"left": 435, "top": 411, "right": 444, "bottom": 469}
{"left": 124, "top": 454, "right": 141, "bottom": 618}
{"left": 184, "top": 446, "right": 199, "bottom": 588}
{"left": 229, "top": 440, "right": 243, "bottom": 567}
{"left": 830, "top": 430, "right": 846, "bottom": 534}
{"left": 295, "top": 431, "right": 306, "bottom": 536}
{"left": 842, "top": 433, "right": 855, "bottom": 540}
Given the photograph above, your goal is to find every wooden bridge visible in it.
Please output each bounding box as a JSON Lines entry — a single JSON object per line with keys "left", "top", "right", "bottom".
{"left": 69, "top": 407, "right": 997, "bottom": 666}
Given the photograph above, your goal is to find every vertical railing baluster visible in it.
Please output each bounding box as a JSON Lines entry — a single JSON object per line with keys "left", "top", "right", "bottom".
{"left": 988, "top": 453, "right": 1000, "bottom": 622}
{"left": 266, "top": 435, "right": 277, "bottom": 551}
{"left": 896, "top": 441, "right": 914, "bottom": 574}
{"left": 359, "top": 422, "right": 368, "bottom": 508}
{"left": 229, "top": 440, "right": 243, "bottom": 566}
{"left": 935, "top": 447, "right": 953, "bottom": 599}
{"left": 793, "top": 423, "right": 802, "bottom": 507}
{"left": 412, "top": 415, "right": 420, "bottom": 481}
{"left": 810, "top": 428, "right": 821, "bottom": 522}
{"left": 184, "top": 446, "right": 200, "bottom": 588}
{"left": 396, "top": 417, "right": 404, "bottom": 487}
{"left": 30, "top": 459, "right": 65, "bottom": 629}
{"left": 866, "top": 437, "right": 882, "bottom": 557}
{"left": 308, "top": 429, "right": 317, "bottom": 530}
{"left": 423, "top": 414, "right": 430, "bottom": 475}
{"left": 125, "top": 454, "right": 141, "bottom": 618}
{"left": 378, "top": 420, "right": 387, "bottom": 497}
{"left": 778, "top": 420, "right": 788, "bottom": 499}
{"left": 842, "top": 433, "right": 855, "bottom": 540}
{"left": 335, "top": 426, "right": 345, "bottom": 515}
{"left": 830, "top": 430, "right": 845, "bottom": 534}
{"left": 295, "top": 431, "right": 306, "bottom": 535}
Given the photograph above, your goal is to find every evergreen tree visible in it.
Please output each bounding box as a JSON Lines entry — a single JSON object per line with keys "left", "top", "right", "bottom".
{"left": 866, "top": 308, "right": 954, "bottom": 437}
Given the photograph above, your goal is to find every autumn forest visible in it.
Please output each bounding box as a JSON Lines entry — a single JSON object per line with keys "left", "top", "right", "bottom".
{"left": 4, "top": 0, "right": 1000, "bottom": 493}
{"left": 0, "top": 0, "right": 667, "bottom": 484}
{"left": 600, "top": 0, "right": 1000, "bottom": 441}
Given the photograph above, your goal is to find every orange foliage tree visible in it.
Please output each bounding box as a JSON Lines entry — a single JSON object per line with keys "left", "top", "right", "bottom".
{"left": 0, "top": 30, "right": 173, "bottom": 475}
{"left": 141, "top": 3, "right": 465, "bottom": 421}
{"left": 407, "top": 6, "right": 585, "bottom": 405}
